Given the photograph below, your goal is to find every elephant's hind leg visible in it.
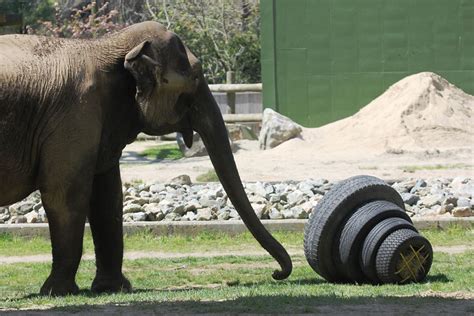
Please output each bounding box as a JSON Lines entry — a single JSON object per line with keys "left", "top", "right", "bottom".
{"left": 37, "top": 128, "right": 100, "bottom": 296}
{"left": 89, "top": 165, "right": 131, "bottom": 293}
{"left": 39, "top": 176, "right": 92, "bottom": 296}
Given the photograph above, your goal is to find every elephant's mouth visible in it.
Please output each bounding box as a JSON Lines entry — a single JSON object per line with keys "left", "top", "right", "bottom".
{"left": 143, "top": 112, "right": 194, "bottom": 148}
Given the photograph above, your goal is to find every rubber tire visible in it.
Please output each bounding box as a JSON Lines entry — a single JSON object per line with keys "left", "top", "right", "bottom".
{"left": 338, "top": 200, "right": 412, "bottom": 283}
{"left": 304, "top": 175, "right": 404, "bottom": 283}
{"left": 361, "top": 217, "right": 417, "bottom": 283}
{"left": 376, "top": 229, "right": 433, "bottom": 284}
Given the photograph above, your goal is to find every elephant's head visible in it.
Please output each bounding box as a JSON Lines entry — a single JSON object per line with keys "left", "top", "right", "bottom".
{"left": 123, "top": 27, "right": 292, "bottom": 280}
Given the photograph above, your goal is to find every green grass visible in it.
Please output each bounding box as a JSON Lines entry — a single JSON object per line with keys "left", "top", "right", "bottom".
{"left": 0, "top": 226, "right": 472, "bottom": 257}
{"left": 138, "top": 144, "right": 183, "bottom": 160}
{"left": 196, "top": 169, "right": 219, "bottom": 182}
{"left": 0, "top": 227, "right": 472, "bottom": 312}
{"left": 400, "top": 163, "right": 473, "bottom": 173}
{"left": 0, "top": 252, "right": 472, "bottom": 312}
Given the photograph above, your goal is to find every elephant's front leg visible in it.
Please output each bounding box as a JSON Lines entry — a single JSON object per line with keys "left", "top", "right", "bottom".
{"left": 88, "top": 164, "right": 131, "bottom": 293}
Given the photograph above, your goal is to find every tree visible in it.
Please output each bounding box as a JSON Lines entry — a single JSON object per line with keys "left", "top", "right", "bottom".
{"left": 24, "top": 0, "right": 261, "bottom": 83}
{"left": 145, "top": 0, "right": 261, "bottom": 83}
{"left": 26, "top": 1, "right": 125, "bottom": 38}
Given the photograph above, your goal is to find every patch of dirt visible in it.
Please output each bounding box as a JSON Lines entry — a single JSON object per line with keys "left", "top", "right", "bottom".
{"left": 0, "top": 249, "right": 304, "bottom": 264}
{"left": 0, "top": 245, "right": 470, "bottom": 264}
{"left": 420, "top": 290, "right": 474, "bottom": 300}
{"left": 433, "top": 245, "right": 474, "bottom": 254}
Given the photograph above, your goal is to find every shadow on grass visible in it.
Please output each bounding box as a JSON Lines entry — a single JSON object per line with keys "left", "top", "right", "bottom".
{"left": 12, "top": 279, "right": 327, "bottom": 303}
{"left": 2, "top": 293, "right": 472, "bottom": 315}
{"left": 9, "top": 273, "right": 451, "bottom": 303}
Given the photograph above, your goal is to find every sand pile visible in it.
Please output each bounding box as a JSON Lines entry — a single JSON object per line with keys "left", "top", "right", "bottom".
{"left": 273, "top": 72, "right": 474, "bottom": 157}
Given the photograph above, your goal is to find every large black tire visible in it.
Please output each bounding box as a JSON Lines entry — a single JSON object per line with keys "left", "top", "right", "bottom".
{"left": 361, "top": 217, "right": 417, "bottom": 283}
{"left": 376, "top": 229, "right": 433, "bottom": 284}
{"left": 304, "top": 175, "right": 404, "bottom": 282}
{"left": 338, "top": 200, "right": 412, "bottom": 283}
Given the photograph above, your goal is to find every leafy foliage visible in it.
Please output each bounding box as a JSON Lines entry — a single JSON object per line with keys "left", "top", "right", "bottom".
{"left": 21, "top": 0, "right": 261, "bottom": 84}
{"left": 26, "top": 1, "right": 125, "bottom": 38}
{"left": 149, "top": 0, "right": 261, "bottom": 83}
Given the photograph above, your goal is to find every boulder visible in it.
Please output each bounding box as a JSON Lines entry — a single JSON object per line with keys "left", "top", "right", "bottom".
{"left": 259, "top": 108, "right": 302, "bottom": 149}
{"left": 170, "top": 174, "right": 192, "bottom": 186}
{"left": 226, "top": 124, "right": 258, "bottom": 141}
{"left": 177, "top": 132, "right": 236, "bottom": 158}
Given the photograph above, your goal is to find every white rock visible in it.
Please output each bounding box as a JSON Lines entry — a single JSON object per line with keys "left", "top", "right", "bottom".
{"left": 9, "top": 201, "right": 35, "bottom": 216}
{"left": 259, "top": 108, "right": 303, "bottom": 149}
{"left": 418, "top": 195, "right": 443, "bottom": 208}
{"left": 131, "top": 212, "right": 147, "bottom": 221}
{"left": 25, "top": 211, "right": 39, "bottom": 223}
{"left": 123, "top": 203, "right": 143, "bottom": 214}
{"left": 282, "top": 209, "right": 294, "bottom": 219}
{"left": 228, "top": 209, "right": 240, "bottom": 219}
{"left": 149, "top": 183, "right": 165, "bottom": 193}
{"left": 170, "top": 174, "right": 192, "bottom": 185}
{"left": 452, "top": 207, "right": 473, "bottom": 217}
{"left": 172, "top": 204, "right": 187, "bottom": 215}
{"left": 457, "top": 197, "right": 471, "bottom": 208}
{"left": 287, "top": 190, "right": 305, "bottom": 205}
{"left": 143, "top": 203, "right": 160, "bottom": 214}
{"left": 269, "top": 208, "right": 283, "bottom": 219}
{"left": 185, "top": 199, "right": 201, "bottom": 212}
{"left": 291, "top": 206, "right": 309, "bottom": 219}
{"left": 196, "top": 208, "right": 213, "bottom": 221}
{"left": 252, "top": 204, "right": 267, "bottom": 219}
{"left": 183, "top": 211, "right": 197, "bottom": 221}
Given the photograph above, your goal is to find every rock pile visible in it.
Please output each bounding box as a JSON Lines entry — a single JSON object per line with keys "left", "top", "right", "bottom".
{"left": 1, "top": 177, "right": 472, "bottom": 224}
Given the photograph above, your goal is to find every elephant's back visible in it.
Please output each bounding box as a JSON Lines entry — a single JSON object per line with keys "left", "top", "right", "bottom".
{"left": 0, "top": 35, "right": 72, "bottom": 66}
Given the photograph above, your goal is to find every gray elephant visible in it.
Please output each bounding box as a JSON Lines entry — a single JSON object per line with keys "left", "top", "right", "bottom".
{"left": 0, "top": 22, "right": 292, "bottom": 295}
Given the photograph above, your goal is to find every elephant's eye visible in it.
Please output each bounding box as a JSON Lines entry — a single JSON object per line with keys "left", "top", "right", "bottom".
{"left": 162, "top": 78, "right": 169, "bottom": 84}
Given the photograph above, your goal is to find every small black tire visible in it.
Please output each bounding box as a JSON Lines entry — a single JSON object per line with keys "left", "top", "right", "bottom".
{"left": 304, "top": 175, "right": 404, "bottom": 282}
{"left": 361, "top": 217, "right": 418, "bottom": 283}
{"left": 375, "top": 229, "right": 433, "bottom": 284}
{"left": 338, "top": 200, "right": 412, "bottom": 283}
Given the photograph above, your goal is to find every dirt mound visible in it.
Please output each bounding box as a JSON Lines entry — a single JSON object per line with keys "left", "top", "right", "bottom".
{"left": 275, "top": 72, "right": 474, "bottom": 156}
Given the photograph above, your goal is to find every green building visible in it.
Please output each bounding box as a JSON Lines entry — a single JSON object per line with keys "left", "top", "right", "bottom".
{"left": 261, "top": 0, "right": 474, "bottom": 127}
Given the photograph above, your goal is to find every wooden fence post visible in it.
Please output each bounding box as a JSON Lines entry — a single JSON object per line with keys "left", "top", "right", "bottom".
{"left": 226, "top": 71, "right": 236, "bottom": 114}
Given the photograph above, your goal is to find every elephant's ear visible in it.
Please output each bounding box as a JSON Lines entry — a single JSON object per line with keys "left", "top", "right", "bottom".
{"left": 124, "top": 40, "right": 161, "bottom": 105}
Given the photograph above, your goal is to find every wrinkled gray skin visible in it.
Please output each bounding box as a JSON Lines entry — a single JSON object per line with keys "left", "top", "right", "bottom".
{"left": 0, "top": 22, "right": 291, "bottom": 295}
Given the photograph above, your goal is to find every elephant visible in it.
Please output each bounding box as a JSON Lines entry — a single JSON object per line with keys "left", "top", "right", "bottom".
{"left": 0, "top": 21, "right": 292, "bottom": 295}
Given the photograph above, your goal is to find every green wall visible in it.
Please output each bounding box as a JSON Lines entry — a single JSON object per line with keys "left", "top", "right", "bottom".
{"left": 261, "top": 0, "right": 474, "bottom": 127}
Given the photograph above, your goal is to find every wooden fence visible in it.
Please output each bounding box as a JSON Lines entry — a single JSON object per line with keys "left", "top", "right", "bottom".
{"left": 209, "top": 83, "right": 262, "bottom": 117}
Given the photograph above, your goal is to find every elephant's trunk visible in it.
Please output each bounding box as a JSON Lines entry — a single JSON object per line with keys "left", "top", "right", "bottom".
{"left": 189, "top": 80, "right": 292, "bottom": 280}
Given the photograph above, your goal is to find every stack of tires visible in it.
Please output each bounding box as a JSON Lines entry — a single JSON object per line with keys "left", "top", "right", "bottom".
{"left": 304, "top": 175, "right": 433, "bottom": 284}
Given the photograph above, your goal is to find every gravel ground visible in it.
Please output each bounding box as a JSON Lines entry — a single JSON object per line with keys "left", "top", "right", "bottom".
{"left": 1, "top": 176, "right": 472, "bottom": 224}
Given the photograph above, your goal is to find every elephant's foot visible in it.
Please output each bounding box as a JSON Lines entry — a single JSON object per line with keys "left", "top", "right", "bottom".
{"left": 91, "top": 274, "right": 132, "bottom": 293}
{"left": 40, "top": 275, "right": 79, "bottom": 296}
